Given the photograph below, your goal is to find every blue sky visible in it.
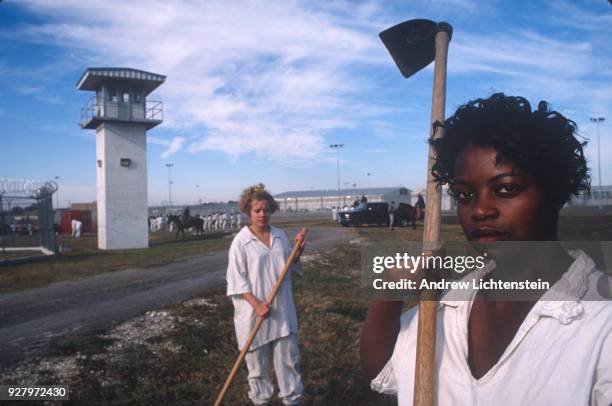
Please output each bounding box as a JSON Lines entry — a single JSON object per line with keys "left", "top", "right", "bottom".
{"left": 1, "top": 0, "right": 611, "bottom": 206}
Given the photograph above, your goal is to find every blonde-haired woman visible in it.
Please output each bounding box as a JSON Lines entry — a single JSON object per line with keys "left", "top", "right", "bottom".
{"left": 226, "top": 183, "right": 305, "bottom": 405}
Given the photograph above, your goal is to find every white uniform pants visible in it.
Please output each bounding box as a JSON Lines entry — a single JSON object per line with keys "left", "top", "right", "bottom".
{"left": 388, "top": 213, "right": 394, "bottom": 230}
{"left": 244, "top": 334, "right": 302, "bottom": 405}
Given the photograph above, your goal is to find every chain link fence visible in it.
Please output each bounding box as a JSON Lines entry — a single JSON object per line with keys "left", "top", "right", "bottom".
{"left": 0, "top": 179, "right": 57, "bottom": 262}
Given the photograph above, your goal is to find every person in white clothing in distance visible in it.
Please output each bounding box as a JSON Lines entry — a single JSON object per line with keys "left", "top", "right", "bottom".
{"left": 361, "top": 94, "right": 612, "bottom": 405}
{"left": 71, "top": 218, "right": 83, "bottom": 238}
{"left": 226, "top": 183, "right": 306, "bottom": 405}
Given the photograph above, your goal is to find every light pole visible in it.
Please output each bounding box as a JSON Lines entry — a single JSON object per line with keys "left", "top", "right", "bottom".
{"left": 165, "top": 163, "right": 174, "bottom": 206}
{"left": 366, "top": 172, "right": 371, "bottom": 188}
{"left": 344, "top": 182, "right": 351, "bottom": 206}
{"left": 196, "top": 184, "right": 201, "bottom": 205}
{"left": 330, "top": 143, "right": 344, "bottom": 208}
{"left": 590, "top": 117, "right": 605, "bottom": 193}
{"left": 54, "top": 176, "right": 60, "bottom": 208}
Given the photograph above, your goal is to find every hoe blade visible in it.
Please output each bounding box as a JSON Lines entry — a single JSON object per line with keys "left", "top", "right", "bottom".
{"left": 379, "top": 19, "right": 438, "bottom": 78}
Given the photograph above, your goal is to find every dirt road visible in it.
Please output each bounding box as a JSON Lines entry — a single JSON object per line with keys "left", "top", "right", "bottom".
{"left": 0, "top": 226, "right": 354, "bottom": 365}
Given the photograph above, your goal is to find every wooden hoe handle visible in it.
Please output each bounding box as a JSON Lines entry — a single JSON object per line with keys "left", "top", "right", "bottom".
{"left": 413, "top": 27, "right": 451, "bottom": 406}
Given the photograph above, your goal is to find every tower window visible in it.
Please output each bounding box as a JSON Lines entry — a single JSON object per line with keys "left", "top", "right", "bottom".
{"left": 107, "top": 87, "right": 118, "bottom": 102}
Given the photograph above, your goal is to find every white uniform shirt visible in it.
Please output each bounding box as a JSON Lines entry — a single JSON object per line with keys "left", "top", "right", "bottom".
{"left": 226, "top": 226, "right": 302, "bottom": 350}
{"left": 372, "top": 250, "right": 612, "bottom": 406}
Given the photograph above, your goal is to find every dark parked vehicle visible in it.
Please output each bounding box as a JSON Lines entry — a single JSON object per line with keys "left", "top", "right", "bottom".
{"left": 338, "top": 202, "right": 416, "bottom": 229}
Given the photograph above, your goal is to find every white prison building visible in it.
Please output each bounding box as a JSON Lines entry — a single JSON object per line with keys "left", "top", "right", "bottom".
{"left": 568, "top": 185, "right": 612, "bottom": 207}
{"left": 274, "top": 186, "right": 455, "bottom": 212}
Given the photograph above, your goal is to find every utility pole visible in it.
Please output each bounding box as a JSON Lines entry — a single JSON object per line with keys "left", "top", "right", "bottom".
{"left": 165, "top": 163, "right": 174, "bottom": 206}
{"left": 196, "top": 184, "right": 201, "bottom": 205}
{"left": 54, "top": 176, "right": 60, "bottom": 208}
{"left": 590, "top": 117, "right": 605, "bottom": 193}
{"left": 330, "top": 144, "right": 344, "bottom": 208}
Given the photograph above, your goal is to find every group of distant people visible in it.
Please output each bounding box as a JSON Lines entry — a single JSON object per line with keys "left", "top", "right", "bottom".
{"left": 200, "top": 211, "right": 242, "bottom": 231}
{"left": 6, "top": 222, "right": 34, "bottom": 236}
{"left": 331, "top": 205, "right": 349, "bottom": 223}
{"left": 148, "top": 210, "right": 242, "bottom": 233}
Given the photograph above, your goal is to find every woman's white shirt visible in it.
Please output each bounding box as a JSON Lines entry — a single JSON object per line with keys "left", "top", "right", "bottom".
{"left": 372, "top": 250, "right": 612, "bottom": 406}
{"left": 226, "top": 226, "right": 302, "bottom": 350}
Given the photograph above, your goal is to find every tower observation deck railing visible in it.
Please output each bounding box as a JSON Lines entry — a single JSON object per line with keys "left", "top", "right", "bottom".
{"left": 80, "top": 97, "right": 163, "bottom": 129}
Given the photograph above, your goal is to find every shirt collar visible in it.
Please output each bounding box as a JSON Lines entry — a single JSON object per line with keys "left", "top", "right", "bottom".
{"left": 439, "top": 249, "right": 595, "bottom": 324}
{"left": 237, "top": 225, "right": 282, "bottom": 246}
{"left": 439, "top": 259, "right": 496, "bottom": 308}
{"left": 535, "top": 249, "right": 593, "bottom": 324}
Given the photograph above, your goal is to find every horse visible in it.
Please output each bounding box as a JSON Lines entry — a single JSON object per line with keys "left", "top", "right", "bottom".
{"left": 168, "top": 215, "right": 204, "bottom": 238}
{"left": 396, "top": 202, "right": 418, "bottom": 230}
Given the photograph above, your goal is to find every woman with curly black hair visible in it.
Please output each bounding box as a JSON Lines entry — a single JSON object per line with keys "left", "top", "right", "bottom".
{"left": 361, "top": 93, "right": 612, "bottom": 405}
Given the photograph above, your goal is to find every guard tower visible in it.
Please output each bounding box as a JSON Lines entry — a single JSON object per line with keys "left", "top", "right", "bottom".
{"left": 77, "top": 68, "right": 165, "bottom": 250}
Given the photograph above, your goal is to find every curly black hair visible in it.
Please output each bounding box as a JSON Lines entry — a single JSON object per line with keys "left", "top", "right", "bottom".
{"left": 430, "top": 93, "right": 590, "bottom": 205}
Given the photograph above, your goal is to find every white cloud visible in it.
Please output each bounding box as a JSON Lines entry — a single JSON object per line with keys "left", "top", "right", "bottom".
{"left": 161, "top": 137, "right": 186, "bottom": 159}
{"left": 547, "top": 0, "right": 612, "bottom": 33}
{"left": 148, "top": 136, "right": 187, "bottom": 159}
{"left": 17, "top": 0, "right": 391, "bottom": 163}
{"left": 9, "top": 0, "right": 612, "bottom": 169}
{"left": 451, "top": 30, "right": 594, "bottom": 78}
{"left": 448, "top": 28, "right": 612, "bottom": 117}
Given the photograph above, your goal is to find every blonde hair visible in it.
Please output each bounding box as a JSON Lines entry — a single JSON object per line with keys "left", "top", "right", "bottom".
{"left": 238, "top": 183, "right": 279, "bottom": 214}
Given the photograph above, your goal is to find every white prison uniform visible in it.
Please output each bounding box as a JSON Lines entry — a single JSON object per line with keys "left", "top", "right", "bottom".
{"left": 71, "top": 219, "right": 82, "bottom": 238}
{"left": 245, "top": 333, "right": 302, "bottom": 405}
{"left": 371, "top": 250, "right": 612, "bottom": 405}
{"left": 226, "top": 226, "right": 303, "bottom": 404}
{"left": 204, "top": 215, "right": 210, "bottom": 230}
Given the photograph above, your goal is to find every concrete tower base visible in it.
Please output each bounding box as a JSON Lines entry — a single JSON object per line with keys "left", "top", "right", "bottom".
{"left": 96, "top": 122, "right": 148, "bottom": 250}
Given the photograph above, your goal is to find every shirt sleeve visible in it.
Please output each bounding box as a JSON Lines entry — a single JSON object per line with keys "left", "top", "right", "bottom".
{"left": 370, "top": 358, "right": 398, "bottom": 394}
{"left": 370, "top": 306, "right": 419, "bottom": 396}
{"left": 592, "top": 328, "right": 612, "bottom": 406}
{"left": 226, "top": 238, "right": 252, "bottom": 296}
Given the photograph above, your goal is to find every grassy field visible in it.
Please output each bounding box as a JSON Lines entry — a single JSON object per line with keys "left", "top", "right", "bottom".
{"left": 0, "top": 217, "right": 333, "bottom": 293}
{"left": 2, "top": 213, "right": 611, "bottom": 405}
{"left": 3, "top": 212, "right": 610, "bottom": 294}
{"left": 0, "top": 242, "right": 396, "bottom": 405}
{"left": 0, "top": 231, "right": 234, "bottom": 293}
